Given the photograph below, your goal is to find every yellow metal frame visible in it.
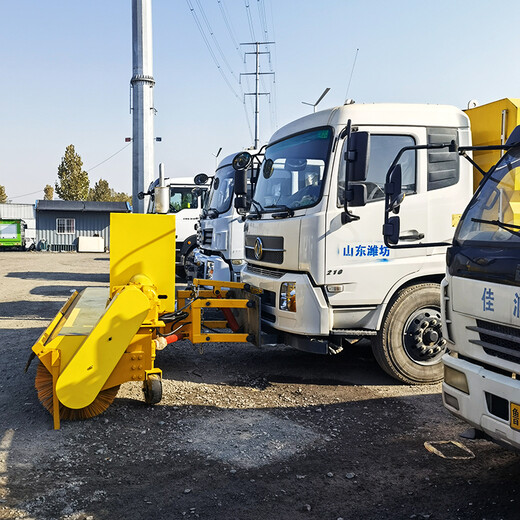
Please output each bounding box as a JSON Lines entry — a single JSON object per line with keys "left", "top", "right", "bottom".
{"left": 30, "top": 215, "right": 261, "bottom": 429}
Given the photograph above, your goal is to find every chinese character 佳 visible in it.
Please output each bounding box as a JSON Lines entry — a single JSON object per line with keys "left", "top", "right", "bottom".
{"left": 514, "top": 293, "right": 520, "bottom": 319}
{"left": 482, "top": 288, "right": 495, "bottom": 312}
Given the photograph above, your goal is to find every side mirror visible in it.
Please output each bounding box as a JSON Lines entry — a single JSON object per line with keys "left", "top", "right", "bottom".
{"left": 234, "top": 194, "right": 248, "bottom": 214}
{"left": 383, "top": 216, "right": 401, "bottom": 245}
{"left": 385, "top": 164, "right": 404, "bottom": 214}
{"left": 346, "top": 183, "right": 367, "bottom": 207}
{"left": 232, "top": 152, "right": 252, "bottom": 171}
{"left": 194, "top": 173, "right": 209, "bottom": 185}
{"left": 192, "top": 187, "right": 203, "bottom": 198}
{"left": 234, "top": 170, "right": 247, "bottom": 197}
{"left": 346, "top": 132, "right": 370, "bottom": 182}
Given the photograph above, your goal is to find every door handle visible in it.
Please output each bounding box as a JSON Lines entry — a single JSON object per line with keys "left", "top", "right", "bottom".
{"left": 399, "top": 230, "right": 425, "bottom": 241}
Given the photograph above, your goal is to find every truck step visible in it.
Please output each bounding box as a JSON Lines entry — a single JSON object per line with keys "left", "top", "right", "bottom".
{"left": 331, "top": 329, "right": 377, "bottom": 336}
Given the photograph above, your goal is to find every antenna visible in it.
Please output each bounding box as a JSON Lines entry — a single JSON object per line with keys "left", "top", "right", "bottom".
{"left": 345, "top": 48, "right": 359, "bottom": 102}
{"left": 302, "top": 88, "right": 331, "bottom": 113}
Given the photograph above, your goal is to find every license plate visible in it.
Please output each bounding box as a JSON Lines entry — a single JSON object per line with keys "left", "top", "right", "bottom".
{"left": 510, "top": 402, "right": 520, "bottom": 431}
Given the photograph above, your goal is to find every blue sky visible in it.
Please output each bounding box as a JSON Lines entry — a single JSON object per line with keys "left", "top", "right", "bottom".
{"left": 1, "top": 0, "right": 519, "bottom": 203}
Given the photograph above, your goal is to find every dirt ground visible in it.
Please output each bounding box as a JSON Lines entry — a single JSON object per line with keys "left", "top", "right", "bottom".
{"left": 1, "top": 251, "right": 520, "bottom": 520}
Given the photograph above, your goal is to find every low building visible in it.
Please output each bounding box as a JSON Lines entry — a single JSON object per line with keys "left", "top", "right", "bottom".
{"left": 35, "top": 200, "right": 131, "bottom": 252}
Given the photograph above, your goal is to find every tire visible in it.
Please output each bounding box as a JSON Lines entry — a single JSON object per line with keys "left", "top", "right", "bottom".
{"left": 372, "top": 283, "right": 446, "bottom": 385}
{"left": 143, "top": 374, "right": 162, "bottom": 405}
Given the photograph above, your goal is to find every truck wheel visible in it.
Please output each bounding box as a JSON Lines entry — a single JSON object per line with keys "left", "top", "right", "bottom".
{"left": 372, "top": 283, "right": 446, "bottom": 384}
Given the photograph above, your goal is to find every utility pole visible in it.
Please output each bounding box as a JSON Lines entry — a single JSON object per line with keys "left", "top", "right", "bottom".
{"left": 240, "top": 42, "right": 274, "bottom": 149}
{"left": 131, "top": 0, "right": 155, "bottom": 213}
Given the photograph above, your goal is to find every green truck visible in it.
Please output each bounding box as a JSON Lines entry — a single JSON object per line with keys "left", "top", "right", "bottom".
{"left": 0, "top": 219, "right": 26, "bottom": 249}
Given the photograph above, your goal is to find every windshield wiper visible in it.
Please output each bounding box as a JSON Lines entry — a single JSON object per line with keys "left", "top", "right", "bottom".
{"left": 265, "top": 204, "right": 295, "bottom": 218}
{"left": 247, "top": 198, "right": 264, "bottom": 219}
{"left": 471, "top": 218, "right": 520, "bottom": 238}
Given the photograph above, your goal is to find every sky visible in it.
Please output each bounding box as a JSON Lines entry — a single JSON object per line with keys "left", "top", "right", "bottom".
{"left": 1, "top": 0, "right": 519, "bottom": 204}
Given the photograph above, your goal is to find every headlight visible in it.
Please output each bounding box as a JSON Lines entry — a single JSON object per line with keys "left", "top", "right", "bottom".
{"left": 231, "top": 259, "right": 244, "bottom": 265}
{"left": 444, "top": 365, "right": 469, "bottom": 394}
{"left": 207, "top": 260, "right": 214, "bottom": 279}
{"left": 279, "top": 282, "right": 296, "bottom": 312}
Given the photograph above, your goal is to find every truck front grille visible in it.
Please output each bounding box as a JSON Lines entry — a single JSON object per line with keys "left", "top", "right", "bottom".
{"left": 245, "top": 235, "right": 284, "bottom": 264}
{"left": 468, "top": 320, "right": 520, "bottom": 365}
{"left": 245, "top": 264, "right": 285, "bottom": 279}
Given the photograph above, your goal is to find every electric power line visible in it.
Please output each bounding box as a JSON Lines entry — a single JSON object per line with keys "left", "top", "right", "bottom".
{"left": 244, "top": 1, "right": 257, "bottom": 42}
{"left": 9, "top": 143, "right": 133, "bottom": 200}
{"left": 195, "top": 0, "right": 239, "bottom": 82}
{"left": 186, "top": 0, "right": 241, "bottom": 100}
{"left": 85, "top": 142, "right": 132, "bottom": 173}
{"left": 8, "top": 189, "right": 43, "bottom": 200}
{"left": 217, "top": 0, "right": 242, "bottom": 60}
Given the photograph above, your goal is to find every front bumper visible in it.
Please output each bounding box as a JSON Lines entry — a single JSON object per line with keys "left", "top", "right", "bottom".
{"left": 442, "top": 353, "right": 520, "bottom": 450}
{"left": 193, "top": 251, "right": 245, "bottom": 282}
{"left": 241, "top": 267, "right": 330, "bottom": 336}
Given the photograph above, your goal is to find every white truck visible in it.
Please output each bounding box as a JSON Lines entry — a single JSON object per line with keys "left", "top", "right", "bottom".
{"left": 142, "top": 169, "right": 209, "bottom": 276}
{"left": 441, "top": 103, "right": 520, "bottom": 449}
{"left": 191, "top": 152, "right": 259, "bottom": 282}
{"left": 234, "top": 101, "right": 477, "bottom": 384}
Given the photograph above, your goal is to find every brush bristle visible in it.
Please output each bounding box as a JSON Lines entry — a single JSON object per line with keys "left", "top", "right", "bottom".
{"left": 35, "top": 362, "right": 119, "bottom": 420}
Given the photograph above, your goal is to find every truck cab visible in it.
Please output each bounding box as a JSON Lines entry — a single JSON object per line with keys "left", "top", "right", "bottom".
{"left": 442, "top": 125, "right": 520, "bottom": 449}
{"left": 146, "top": 176, "right": 208, "bottom": 276}
{"left": 193, "top": 152, "right": 257, "bottom": 282}
{"left": 239, "top": 102, "right": 474, "bottom": 383}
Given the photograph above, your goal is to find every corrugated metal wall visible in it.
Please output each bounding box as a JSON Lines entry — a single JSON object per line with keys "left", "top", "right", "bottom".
{"left": 36, "top": 211, "right": 111, "bottom": 252}
{"left": 0, "top": 203, "right": 35, "bottom": 219}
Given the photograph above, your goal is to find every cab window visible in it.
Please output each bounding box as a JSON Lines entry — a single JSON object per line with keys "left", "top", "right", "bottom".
{"left": 338, "top": 134, "right": 416, "bottom": 205}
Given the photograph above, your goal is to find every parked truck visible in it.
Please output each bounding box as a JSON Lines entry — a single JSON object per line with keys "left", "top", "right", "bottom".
{"left": 142, "top": 166, "right": 209, "bottom": 277}
{"left": 0, "top": 219, "right": 27, "bottom": 250}
{"left": 191, "top": 151, "right": 259, "bottom": 282}
{"left": 233, "top": 100, "right": 495, "bottom": 384}
{"left": 439, "top": 99, "right": 520, "bottom": 449}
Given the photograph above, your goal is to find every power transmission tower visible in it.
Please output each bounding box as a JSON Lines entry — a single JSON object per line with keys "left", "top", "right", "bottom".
{"left": 240, "top": 42, "right": 274, "bottom": 149}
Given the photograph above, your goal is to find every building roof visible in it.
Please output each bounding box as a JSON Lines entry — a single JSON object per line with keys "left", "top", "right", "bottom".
{"left": 0, "top": 203, "right": 35, "bottom": 219}
{"left": 35, "top": 200, "right": 131, "bottom": 213}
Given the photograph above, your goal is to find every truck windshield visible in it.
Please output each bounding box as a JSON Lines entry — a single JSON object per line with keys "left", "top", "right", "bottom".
{"left": 253, "top": 127, "right": 332, "bottom": 212}
{"left": 456, "top": 148, "right": 520, "bottom": 246}
{"left": 168, "top": 187, "right": 199, "bottom": 213}
{"left": 204, "top": 165, "right": 236, "bottom": 214}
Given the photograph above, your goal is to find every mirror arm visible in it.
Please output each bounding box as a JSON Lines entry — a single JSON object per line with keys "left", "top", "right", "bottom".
{"left": 459, "top": 150, "right": 486, "bottom": 177}
{"left": 383, "top": 141, "right": 458, "bottom": 249}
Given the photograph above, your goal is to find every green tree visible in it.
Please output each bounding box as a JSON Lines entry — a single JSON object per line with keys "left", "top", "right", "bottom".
{"left": 0, "top": 185, "right": 7, "bottom": 203}
{"left": 55, "top": 145, "right": 89, "bottom": 200}
{"left": 110, "top": 189, "right": 132, "bottom": 204}
{"left": 43, "top": 184, "right": 54, "bottom": 200}
{"left": 87, "top": 179, "right": 131, "bottom": 203}
{"left": 88, "top": 179, "right": 112, "bottom": 201}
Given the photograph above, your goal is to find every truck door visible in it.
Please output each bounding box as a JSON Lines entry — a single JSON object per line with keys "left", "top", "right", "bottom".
{"left": 326, "top": 127, "right": 430, "bottom": 307}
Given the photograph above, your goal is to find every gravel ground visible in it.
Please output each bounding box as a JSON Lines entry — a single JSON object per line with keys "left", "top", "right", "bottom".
{"left": 1, "top": 251, "right": 520, "bottom": 520}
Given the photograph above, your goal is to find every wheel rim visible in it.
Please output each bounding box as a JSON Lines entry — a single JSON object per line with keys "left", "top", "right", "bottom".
{"left": 402, "top": 306, "right": 446, "bottom": 366}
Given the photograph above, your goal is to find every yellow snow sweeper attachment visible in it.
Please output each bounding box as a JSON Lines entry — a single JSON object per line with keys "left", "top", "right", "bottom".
{"left": 28, "top": 213, "right": 261, "bottom": 429}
